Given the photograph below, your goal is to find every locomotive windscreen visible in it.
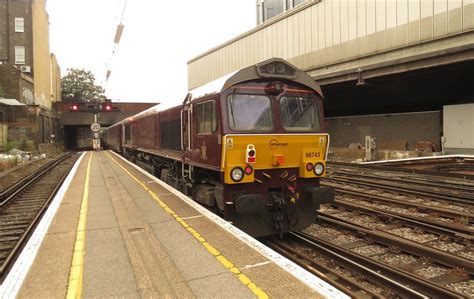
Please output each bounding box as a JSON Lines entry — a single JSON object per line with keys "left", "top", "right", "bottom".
{"left": 227, "top": 94, "right": 273, "bottom": 131}
{"left": 280, "top": 96, "right": 320, "bottom": 131}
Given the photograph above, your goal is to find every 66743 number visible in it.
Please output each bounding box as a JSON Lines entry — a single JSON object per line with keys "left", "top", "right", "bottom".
{"left": 305, "top": 152, "right": 321, "bottom": 158}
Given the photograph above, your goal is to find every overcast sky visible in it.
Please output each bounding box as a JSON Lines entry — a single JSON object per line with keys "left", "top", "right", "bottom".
{"left": 47, "top": 0, "right": 256, "bottom": 107}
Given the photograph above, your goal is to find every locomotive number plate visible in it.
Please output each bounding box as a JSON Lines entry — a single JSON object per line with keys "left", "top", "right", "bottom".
{"left": 303, "top": 148, "right": 322, "bottom": 159}
{"left": 304, "top": 152, "right": 321, "bottom": 158}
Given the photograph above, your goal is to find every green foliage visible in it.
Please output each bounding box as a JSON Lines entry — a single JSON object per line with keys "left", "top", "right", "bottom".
{"left": 61, "top": 68, "right": 106, "bottom": 102}
{"left": 5, "top": 141, "right": 21, "bottom": 151}
{"left": 0, "top": 84, "right": 6, "bottom": 98}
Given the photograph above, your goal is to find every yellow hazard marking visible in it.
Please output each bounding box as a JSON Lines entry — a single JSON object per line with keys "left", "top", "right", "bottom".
{"left": 66, "top": 152, "right": 93, "bottom": 299}
{"left": 105, "top": 152, "right": 269, "bottom": 299}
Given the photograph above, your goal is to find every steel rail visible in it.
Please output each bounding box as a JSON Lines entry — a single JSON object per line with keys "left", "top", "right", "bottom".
{"left": 331, "top": 199, "right": 474, "bottom": 238}
{"left": 264, "top": 238, "right": 385, "bottom": 298}
{"left": 328, "top": 161, "right": 474, "bottom": 181}
{"left": 0, "top": 153, "right": 72, "bottom": 206}
{"left": 322, "top": 176, "right": 473, "bottom": 206}
{"left": 328, "top": 169, "right": 474, "bottom": 196}
{"left": 292, "top": 232, "right": 466, "bottom": 298}
{"left": 0, "top": 154, "right": 75, "bottom": 281}
{"left": 322, "top": 181, "right": 473, "bottom": 221}
{"left": 317, "top": 215, "right": 474, "bottom": 275}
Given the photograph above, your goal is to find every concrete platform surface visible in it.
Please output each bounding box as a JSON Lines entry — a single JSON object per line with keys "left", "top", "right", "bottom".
{"left": 15, "top": 150, "right": 346, "bottom": 298}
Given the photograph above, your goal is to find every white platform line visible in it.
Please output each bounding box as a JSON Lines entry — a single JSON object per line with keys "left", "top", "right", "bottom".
{"left": 110, "top": 150, "right": 349, "bottom": 299}
{"left": 240, "top": 261, "right": 272, "bottom": 270}
{"left": 181, "top": 215, "right": 205, "bottom": 220}
{"left": 0, "top": 152, "right": 86, "bottom": 298}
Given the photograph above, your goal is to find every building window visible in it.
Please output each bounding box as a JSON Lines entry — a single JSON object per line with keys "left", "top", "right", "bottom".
{"left": 293, "top": 0, "right": 305, "bottom": 7}
{"left": 264, "top": 0, "right": 284, "bottom": 21}
{"left": 257, "top": 0, "right": 310, "bottom": 24}
{"left": 196, "top": 101, "right": 217, "bottom": 133}
{"left": 257, "top": 0, "right": 264, "bottom": 25}
{"left": 15, "top": 46, "right": 25, "bottom": 64}
{"left": 15, "top": 18, "right": 24, "bottom": 33}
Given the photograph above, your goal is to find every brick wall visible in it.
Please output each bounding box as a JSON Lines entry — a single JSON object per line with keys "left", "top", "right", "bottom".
{"left": 0, "top": 65, "right": 21, "bottom": 100}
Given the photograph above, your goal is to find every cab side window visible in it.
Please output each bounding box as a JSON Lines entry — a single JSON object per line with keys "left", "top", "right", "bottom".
{"left": 196, "top": 101, "right": 217, "bottom": 134}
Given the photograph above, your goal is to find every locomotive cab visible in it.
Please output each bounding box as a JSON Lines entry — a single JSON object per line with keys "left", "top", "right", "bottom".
{"left": 213, "top": 59, "right": 335, "bottom": 236}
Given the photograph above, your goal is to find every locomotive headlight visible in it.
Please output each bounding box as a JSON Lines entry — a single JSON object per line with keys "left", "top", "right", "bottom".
{"left": 313, "top": 163, "right": 325, "bottom": 176}
{"left": 231, "top": 167, "right": 244, "bottom": 182}
{"left": 276, "top": 63, "right": 286, "bottom": 74}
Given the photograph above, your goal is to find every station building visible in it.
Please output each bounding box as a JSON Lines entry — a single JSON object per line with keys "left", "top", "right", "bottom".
{"left": 188, "top": 0, "right": 474, "bottom": 156}
{"left": 0, "top": 0, "right": 61, "bottom": 152}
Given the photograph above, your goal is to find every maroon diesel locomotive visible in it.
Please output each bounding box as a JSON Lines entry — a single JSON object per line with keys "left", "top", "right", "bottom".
{"left": 103, "top": 58, "right": 334, "bottom": 237}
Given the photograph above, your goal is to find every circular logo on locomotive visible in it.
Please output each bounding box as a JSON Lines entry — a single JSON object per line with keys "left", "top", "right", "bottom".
{"left": 269, "top": 139, "right": 288, "bottom": 150}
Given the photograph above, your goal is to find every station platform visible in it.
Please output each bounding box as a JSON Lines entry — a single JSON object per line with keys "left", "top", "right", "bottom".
{"left": 3, "top": 151, "right": 347, "bottom": 298}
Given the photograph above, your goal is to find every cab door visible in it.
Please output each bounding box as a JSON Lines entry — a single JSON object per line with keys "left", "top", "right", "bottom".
{"left": 191, "top": 98, "right": 221, "bottom": 171}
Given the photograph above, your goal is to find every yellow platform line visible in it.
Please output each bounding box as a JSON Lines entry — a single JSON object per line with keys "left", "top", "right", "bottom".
{"left": 105, "top": 152, "right": 269, "bottom": 299}
{"left": 66, "top": 152, "right": 93, "bottom": 299}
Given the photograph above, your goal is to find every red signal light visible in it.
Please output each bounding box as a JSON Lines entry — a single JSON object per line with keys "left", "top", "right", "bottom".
{"left": 103, "top": 100, "right": 113, "bottom": 111}
{"left": 70, "top": 104, "right": 79, "bottom": 111}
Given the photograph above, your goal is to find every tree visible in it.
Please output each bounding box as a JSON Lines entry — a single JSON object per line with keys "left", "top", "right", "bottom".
{"left": 61, "top": 68, "right": 106, "bottom": 102}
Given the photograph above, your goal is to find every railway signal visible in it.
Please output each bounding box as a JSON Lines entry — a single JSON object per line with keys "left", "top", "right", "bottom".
{"left": 69, "top": 103, "right": 80, "bottom": 111}
{"left": 103, "top": 101, "right": 112, "bottom": 111}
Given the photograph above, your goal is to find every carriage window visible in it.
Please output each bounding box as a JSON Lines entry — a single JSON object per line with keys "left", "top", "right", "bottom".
{"left": 280, "top": 96, "right": 320, "bottom": 131}
{"left": 196, "top": 101, "right": 217, "bottom": 133}
{"left": 227, "top": 94, "right": 272, "bottom": 131}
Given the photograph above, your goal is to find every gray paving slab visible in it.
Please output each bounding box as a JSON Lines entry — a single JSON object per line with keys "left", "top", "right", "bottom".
{"left": 243, "top": 262, "right": 322, "bottom": 298}
{"left": 187, "top": 216, "right": 268, "bottom": 269}
{"left": 17, "top": 231, "right": 76, "bottom": 299}
{"left": 151, "top": 193, "right": 203, "bottom": 219}
{"left": 96, "top": 154, "right": 195, "bottom": 297}
{"left": 187, "top": 272, "right": 256, "bottom": 299}
{"left": 83, "top": 228, "right": 138, "bottom": 298}
{"left": 149, "top": 221, "right": 228, "bottom": 281}
{"left": 86, "top": 186, "right": 119, "bottom": 230}
{"left": 133, "top": 193, "right": 175, "bottom": 224}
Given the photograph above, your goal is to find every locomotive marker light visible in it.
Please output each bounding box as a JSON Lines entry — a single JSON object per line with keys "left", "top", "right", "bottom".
{"left": 246, "top": 144, "right": 256, "bottom": 164}
{"left": 244, "top": 165, "right": 253, "bottom": 175}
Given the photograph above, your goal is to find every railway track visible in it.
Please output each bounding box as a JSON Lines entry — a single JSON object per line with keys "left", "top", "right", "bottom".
{"left": 265, "top": 162, "right": 473, "bottom": 297}
{"left": 328, "top": 160, "right": 474, "bottom": 181}
{"left": 0, "top": 153, "right": 78, "bottom": 281}
{"left": 266, "top": 219, "right": 473, "bottom": 297}
{"left": 322, "top": 164, "right": 474, "bottom": 233}
{"left": 266, "top": 230, "right": 469, "bottom": 298}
